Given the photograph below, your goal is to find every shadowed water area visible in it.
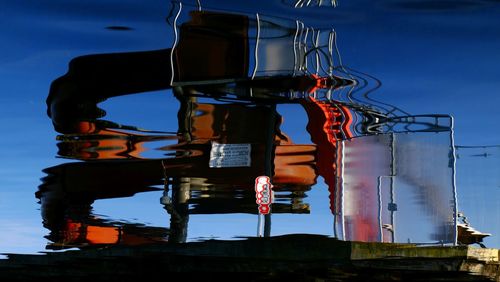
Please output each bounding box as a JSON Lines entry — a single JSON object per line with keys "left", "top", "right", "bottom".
{"left": 0, "top": 0, "right": 499, "bottom": 280}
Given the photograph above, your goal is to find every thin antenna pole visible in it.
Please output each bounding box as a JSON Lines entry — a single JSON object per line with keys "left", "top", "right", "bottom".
{"left": 169, "top": 2, "right": 183, "bottom": 86}
{"left": 251, "top": 13, "right": 261, "bottom": 80}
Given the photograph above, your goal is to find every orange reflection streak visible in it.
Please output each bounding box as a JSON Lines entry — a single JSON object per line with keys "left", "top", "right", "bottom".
{"left": 61, "top": 220, "right": 166, "bottom": 246}
{"left": 273, "top": 144, "right": 317, "bottom": 185}
{"left": 86, "top": 225, "right": 120, "bottom": 244}
{"left": 56, "top": 121, "right": 162, "bottom": 159}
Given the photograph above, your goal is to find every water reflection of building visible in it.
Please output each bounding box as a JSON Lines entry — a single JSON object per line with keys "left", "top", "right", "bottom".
{"left": 167, "top": 3, "right": 465, "bottom": 245}
{"left": 39, "top": 2, "right": 489, "bottom": 248}
{"left": 41, "top": 5, "right": 342, "bottom": 247}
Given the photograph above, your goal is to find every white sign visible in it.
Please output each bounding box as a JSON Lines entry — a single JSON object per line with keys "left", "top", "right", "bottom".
{"left": 209, "top": 142, "right": 251, "bottom": 168}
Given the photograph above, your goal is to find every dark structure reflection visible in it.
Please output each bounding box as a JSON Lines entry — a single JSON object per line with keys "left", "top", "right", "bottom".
{"left": 40, "top": 7, "right": 331, "bottom": 247}
{"left": 38, "top": 2, "right": 490, "bottom": 250}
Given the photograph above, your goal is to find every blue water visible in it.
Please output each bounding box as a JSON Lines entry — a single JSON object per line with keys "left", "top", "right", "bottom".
{"left": 0, "top": 0, "right": 499, "bottom": 260}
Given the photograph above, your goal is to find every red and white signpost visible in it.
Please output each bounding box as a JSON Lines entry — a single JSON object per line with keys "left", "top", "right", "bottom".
{"left": 255, "top": 176, "right": 273, "bottom": 237}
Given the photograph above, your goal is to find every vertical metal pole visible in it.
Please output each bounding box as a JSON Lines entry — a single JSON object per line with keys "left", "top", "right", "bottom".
{"left": 303, "top": 28, "right": 309, "bottom": 72}
{"left": 257, "top": 103, "right": 277, "bottom": 237}
{"left": 390, "top": 132, "right": 396, "bottom": 243}
{"left": 251, "top": 13, "right": 261, "bottom": 80}
{"left": 293, "top": 20, "right": 300, "bottom": 76}
{"left": 327, "top": 30, "right": 334, "bottom": 76}
{"left": 263, "top": 214, "right": 272, "bottom": 237}
{"left": 377, "top": 176, "right": 383, "bottom": 242}
{"left": 169, "top": 177, "right": 190, "bottom": 243}
{"left": 169, "top": 2, "right": 182, "bottom": 86}
{"left": 340, "top": 140, "right": 346, "bottom": 240}
{"left": 165, "top": 88, "right": 195, "bottom": 243}
{"left": 314, "top": 30, "right": 320, "bottom": 75}
{"left": 257, "top": 214, "right": 264, "bottom": 237}
{"left": 450, "top": 117, "right": 458, "bottom": 245}
{"left": 333, "top": 140, "right": 342, "bottom": 239}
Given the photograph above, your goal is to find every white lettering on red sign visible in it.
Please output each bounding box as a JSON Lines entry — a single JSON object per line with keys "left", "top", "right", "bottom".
{"left": 255, "top": 176, "right": 273, "bottom": 214}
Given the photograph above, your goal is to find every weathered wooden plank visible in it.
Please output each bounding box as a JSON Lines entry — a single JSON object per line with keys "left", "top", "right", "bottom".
{"left": 0, "top": 235, "right": 499, "bottom": 281}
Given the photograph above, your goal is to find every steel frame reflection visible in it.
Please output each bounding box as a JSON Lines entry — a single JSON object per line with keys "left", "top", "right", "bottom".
{"left": 38, "top": 1, "right": 490, "bottom": 250}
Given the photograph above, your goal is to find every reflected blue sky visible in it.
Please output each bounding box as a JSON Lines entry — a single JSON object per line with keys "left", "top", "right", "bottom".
{"left": 0, "top": 0, "right": 499, "bottom": 255}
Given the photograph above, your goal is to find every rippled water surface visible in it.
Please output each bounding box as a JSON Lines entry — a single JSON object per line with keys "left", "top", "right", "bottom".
{"left": 0, "top": 0, "right": 499, "bottom": 273}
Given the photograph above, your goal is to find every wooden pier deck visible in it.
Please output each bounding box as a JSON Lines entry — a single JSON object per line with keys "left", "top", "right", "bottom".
{"left": 1, "top": 234, "right": 499, "bottom": 281}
